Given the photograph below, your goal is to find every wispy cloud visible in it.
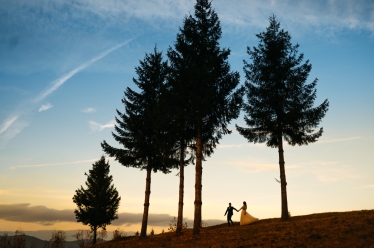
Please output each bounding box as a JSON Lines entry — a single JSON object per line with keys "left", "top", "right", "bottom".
{"left": 10, "top": 158, "right": 99, "bottom": 169}
{"left": 317, "top": 136, "right": 361, "bottom": 144}
{"left": 2, "top": 0, "right": 373, "bottom": 75}
{"left": 45, "top": 0, "right": 374, "bottom": 32}
{"left": 215, "top": 0, "right": 374, "bottom": 34}
{"left": 355, "top": 184, "right": 374, "bottom": 189}
{"left": 0, "top": 116, "right": 29, "bottom": 148}
{"left": 0, "top": 116, "right": 18, "bottom": 134}
{"left": 82, "top": 107, "right": 96, "bottom": 113}
{"left": 0, "top": 190, "right": 10, "bottom": 195}
{"left": 286, "top": 160, "right": 362, "bottom": 183}
{"left": 219, "top": 136, "right": 362, "bottom": 149}
{"left": 34, "top": 40, "right": 131, "bottom": 103}
{"left": 88, "top": 120, "right": 115, "bottom": 132}
{"left": 309, "top": 165, "right": 362, "bottom": 183}
{"left": 0, "top": 41, "right": 131, "bottom": 147}
{"left": 217, "top": 143, "right": 266, "bottom": 149}
{"left": 38, "top": 103, "right": 53, "bottom": 112}
{"left": 225, "top": 161, "right": 300, "bottom": 172}
{"left": 0, "top": 86, "right": 30, "bottom": 95}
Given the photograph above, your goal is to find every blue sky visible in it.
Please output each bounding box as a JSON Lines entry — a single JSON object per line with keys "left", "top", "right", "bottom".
{"left": 1, "top": 0, "right": 374, "bottom": 240}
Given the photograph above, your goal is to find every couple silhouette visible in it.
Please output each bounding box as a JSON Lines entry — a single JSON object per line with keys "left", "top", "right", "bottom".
{"left": 224, "top": 201, "right": 259, "bottom": 227}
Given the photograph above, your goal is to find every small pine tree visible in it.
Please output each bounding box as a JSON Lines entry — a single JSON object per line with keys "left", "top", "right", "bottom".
{"left": 72, "top": 156, "right": 121, "bottom": 244}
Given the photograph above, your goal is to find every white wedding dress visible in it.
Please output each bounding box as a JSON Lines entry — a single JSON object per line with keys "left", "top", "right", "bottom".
{"left": 239, "top": 205, "right": 259, "bottom": 225}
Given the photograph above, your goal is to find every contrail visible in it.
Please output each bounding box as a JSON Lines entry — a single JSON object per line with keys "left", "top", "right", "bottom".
{"left": 0, "top": 40, "right": 131, "bottom": 146}
{"left": 34, "top": 40, "right": 131, "bottom": 102}
{"left": 10, "top": 157, "right": 115, "bottom": 169}
{"left": 10, "top": 158, "right": 98, "bottom": 169}
{"left": 0, "top": 116, "right": 18, "bottom": 134}
{"left": 318, "top": 136, "right": 361, "bottom": 143}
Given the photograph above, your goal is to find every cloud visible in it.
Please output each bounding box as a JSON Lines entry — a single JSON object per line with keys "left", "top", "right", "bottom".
{"left": 217, "top": 143, "right": 266, "bottom": 149}
{"left": 317, "top": 136, "right": 361, "bottom": 144}
{"left": 10, "top": 158, "right": 99, "bottom": 169}
{"left": 218, "top": 136, "right": 362, "bottom": 150}
{"left": 215, "top": 0, "right": 374, "bottom": 34}
{"left": 40, "top": 1, "right": 374, "bottom": 33}
{"left": 0, "top": 204, "right": 225, "bottom": 227}
{"left": 88, "top": 120, "right": 115, "bottom": 132}
{"left": 0, "top": 116, "right": 18, "bottom": 134}
{"left": 39, "top": 0, "right": 374, "bottom": 32}
{"left": 226, "top": 159, "right": 362, "bottom": 183}
{"left": 309, "top": 165, "right": 362, "bottom": 183}
{"left": 0, "top": 190, "right": 10, "bottom": 195}
{"left": 225, "top": 161, "right": 300, "bottom": 173}
{"left": 0, "top": 40, "right": 131, "bottom": 147}
{"left": 82, "top": 107, "right": 96, "bottom": 113}
{"left": 1, "top": 0, "right": 373, "bottom": 75}
{"left": 359, "top": 184, "right": 374, "bottom": 189}
{"left": 38, "top": 103, "right": 53, "bottom": 112}
{"left": 0, "top": 86, "right": 30, "bottom": 95}
{"left": 287, "top": 160, "right": 362, "bottom": 183}
{"left": 355, "top": 184, "right": 374, "bottom": 189}
{"left": 0, "top": 204, "right": 74, "bottom": 225}
{"left": 34, "top": 40, "right": 131, "bottom": 102}
{"left": 0, "top": 117, "right": 28, "bottom": 148}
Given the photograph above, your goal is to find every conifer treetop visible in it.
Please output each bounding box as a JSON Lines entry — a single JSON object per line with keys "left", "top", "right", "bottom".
{"left": 237, "top": 15, "right": 329, "bottom": 148}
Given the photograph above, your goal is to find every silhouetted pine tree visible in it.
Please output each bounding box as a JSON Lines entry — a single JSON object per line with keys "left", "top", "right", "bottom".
{"left": 236, "top": 16, "right": 329, "bottom": 220}
{"left": 167, "top": 0, "right": 244, "bottom": 234}
{"left": 72, "top": 156, "right": 120, "bottom": 244}
{"left": 101, "top": 47, "right": 178, "bottom": 238}
{"left": 164, "top": 69, "right": 195, "bottom": 235}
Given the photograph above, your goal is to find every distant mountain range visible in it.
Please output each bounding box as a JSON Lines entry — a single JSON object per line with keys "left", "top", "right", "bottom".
{"left": 4, "top": 235, "right": 80, "bottom": 248}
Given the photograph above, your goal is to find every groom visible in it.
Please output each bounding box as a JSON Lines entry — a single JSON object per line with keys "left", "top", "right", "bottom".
{"left": 224, "top": 202, "right": 238, "bottom": 227}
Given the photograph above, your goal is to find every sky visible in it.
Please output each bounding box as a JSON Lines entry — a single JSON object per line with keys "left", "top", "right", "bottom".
{"left": 1, "top": 0, "right": 374, "bottom": 241}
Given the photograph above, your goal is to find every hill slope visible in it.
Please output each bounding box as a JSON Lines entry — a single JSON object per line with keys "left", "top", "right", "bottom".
{"left": 94, "top": 210, "right": 374, "bottom": 248}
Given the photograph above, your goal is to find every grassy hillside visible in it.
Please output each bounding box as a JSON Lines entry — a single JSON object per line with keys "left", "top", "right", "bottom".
{"left": 93, "top": 210, "right": 374, "bottom": 248}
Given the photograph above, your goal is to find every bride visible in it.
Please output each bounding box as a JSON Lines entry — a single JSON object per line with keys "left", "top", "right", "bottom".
{"left": 237, "top": 201, "right": 259, "bottom": 225}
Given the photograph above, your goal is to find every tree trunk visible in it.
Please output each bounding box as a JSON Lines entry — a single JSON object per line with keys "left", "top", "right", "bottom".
{"left": 141, "top": 164, "right": 152, "bottom": 237}
{"left": 93, "top": 226, "right": 97, "bottom": 244}
{"left": 278, "top": 135, "right": 289, "bottom": 220}
{"left": 193, "top": 129, "right": 203, "bottom": 235}
{"left": 176, "top": 141, "right": 185, "bottom": 235}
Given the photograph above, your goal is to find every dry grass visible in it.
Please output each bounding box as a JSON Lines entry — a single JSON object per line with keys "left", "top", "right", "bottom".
{"left": 94, "top": 210, "right": 374, "bottom": 248}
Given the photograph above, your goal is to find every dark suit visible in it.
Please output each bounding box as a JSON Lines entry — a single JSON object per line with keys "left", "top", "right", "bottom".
{"left": 224, "top": 206, "right": 237, "bottom": 226}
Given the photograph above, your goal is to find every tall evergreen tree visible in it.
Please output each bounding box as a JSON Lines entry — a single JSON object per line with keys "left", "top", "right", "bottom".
{"left": 168, "top": 0, "right": 244, "bottom": 234}
{"left": 72, "top": 156, "right": 120, "bottom": 244}
{"left": 163, "top": 80, "right": 194, "bottom": 235}
{"left": 101, "top": 47, "right": 178, "bottom": 238}
{"left": 236, "top": 16, "right": 329, "bottom": 220}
